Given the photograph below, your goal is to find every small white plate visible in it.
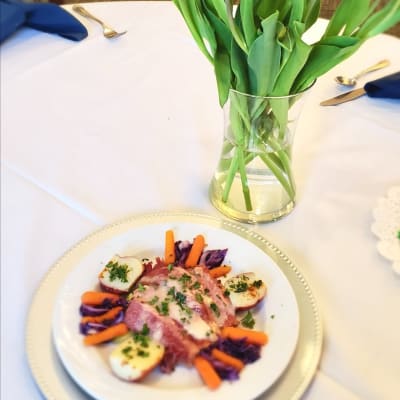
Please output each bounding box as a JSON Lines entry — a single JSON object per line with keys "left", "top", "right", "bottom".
{"left": 26, "top": 212, "right": 323, "bottom": 400}
{"left": 52, "top": 218, "right": 300, "bottom": 400}
{"left": 372, "top": 186, "right": 400, "bottom": 274}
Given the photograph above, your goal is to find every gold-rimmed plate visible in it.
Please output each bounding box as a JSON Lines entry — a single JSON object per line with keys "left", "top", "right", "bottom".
{"left": 26, "top": 212, "right": 323, "bottom": 400}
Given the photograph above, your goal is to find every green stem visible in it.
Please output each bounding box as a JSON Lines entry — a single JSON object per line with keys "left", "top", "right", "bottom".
{"left": 230, "top": 93, "right": 251, "bottom": 133}
{"left": 222, "top": 146, "right": 253, "bottom": 211}
{"left": 267, "top": 136, "right": 295, "bottom": 195}
{"left": 222, "top": 148, "right": 239, "bottom": 203}
{"left": 220, "top": 94, "right": 296, "bottom": 209}
{"left": 237, "top": 148, "right": 252, "bottom": 211}
{"left": 259, "top": 153, "right": 295, "bottom": 200}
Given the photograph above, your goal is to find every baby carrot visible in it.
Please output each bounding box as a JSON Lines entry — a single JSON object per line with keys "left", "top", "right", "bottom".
{"left": 81, "top": 291, "right": 121, "bottom": 306}
{"left": 193, "top": 355, "right": 221, "bottom": 390}
{"left": 83, "top": 323, "right": 129, "bottom": 346}
{"left": 185, "top": 234, "right": 205, "bottom": 267}
{"left": 81, "top": 306, "right": 123, "bottom": 324}
{"left": 221, "top": 326, "right": 269, "bottom": 346}
{"left": 165, "top": 229, "right": 176, "bottom": 264}
{"left": 211, "top": 348, "right": 244, "bottom": 371}
{"left": 209, "top": 265, "right": 232, "bottom": 279}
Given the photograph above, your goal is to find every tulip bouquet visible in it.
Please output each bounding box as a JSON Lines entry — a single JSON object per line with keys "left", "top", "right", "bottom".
{"left": 173, "top": 0, "right": 400, "bottom": 220}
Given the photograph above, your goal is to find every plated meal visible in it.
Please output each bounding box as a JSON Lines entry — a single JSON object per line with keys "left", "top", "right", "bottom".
{"left": 52, "top": 219, "right": 301, "bottom": 400}
{"left": 78, "top": 230, "right": 268, "bottom": 389}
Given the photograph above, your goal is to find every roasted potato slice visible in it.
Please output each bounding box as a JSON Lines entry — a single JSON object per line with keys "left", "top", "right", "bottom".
{"left": 224, "top": 272, "right": 267, "bottom": 311}
{"left": 109, "top": 334, "right": 165, "bottom": 381}
{"left": 99, "top": 255, "right": 144, "bottom": 294}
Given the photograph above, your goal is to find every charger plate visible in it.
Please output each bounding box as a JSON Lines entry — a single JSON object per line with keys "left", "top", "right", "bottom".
{"left": 26, "top": 212, "right": 323, "bottom": 400}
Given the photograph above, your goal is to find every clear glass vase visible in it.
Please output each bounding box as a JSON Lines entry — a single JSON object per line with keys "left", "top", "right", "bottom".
{"left": 209, "top": 87, "right": 311, "bottom": 223}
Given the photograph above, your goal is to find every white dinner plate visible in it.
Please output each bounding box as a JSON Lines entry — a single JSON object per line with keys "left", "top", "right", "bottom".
{"left": 26, "top": 212, "right": 323, "bottom": 400}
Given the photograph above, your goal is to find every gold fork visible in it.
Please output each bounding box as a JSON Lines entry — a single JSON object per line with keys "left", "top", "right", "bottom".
{"left": 72, "top": 5, "right": 127, "bottom": 39}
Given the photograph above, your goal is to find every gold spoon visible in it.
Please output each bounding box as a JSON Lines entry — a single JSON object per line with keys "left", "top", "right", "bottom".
{"left": 72, "top": 5, "right": 127, "bottom": 39}
{"left": 335, "top": 59, "right": 390, "bottom": 87}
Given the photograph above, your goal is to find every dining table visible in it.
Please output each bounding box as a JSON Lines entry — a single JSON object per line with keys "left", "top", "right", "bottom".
{"left": 1, "top": 1, "right": 400, "bottom": 400}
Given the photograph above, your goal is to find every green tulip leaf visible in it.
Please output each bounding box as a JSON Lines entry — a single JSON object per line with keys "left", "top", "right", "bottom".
{"left": 214, "top": 47, "right": 232, "bottom": 107}
{"left": 238, "top": 0, "right": 257, "bottom": 48}
{"left": 248, "top": 11, "right": 281, "bottom": 96}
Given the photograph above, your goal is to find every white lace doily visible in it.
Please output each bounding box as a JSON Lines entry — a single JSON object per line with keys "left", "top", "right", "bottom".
{"left": 371, "top": 186, "right": 400, "bottom": 275}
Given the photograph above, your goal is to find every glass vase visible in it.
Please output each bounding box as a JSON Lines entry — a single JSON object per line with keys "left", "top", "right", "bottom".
{"left": 209, "top": 87, "right": 311, "bottom": 223}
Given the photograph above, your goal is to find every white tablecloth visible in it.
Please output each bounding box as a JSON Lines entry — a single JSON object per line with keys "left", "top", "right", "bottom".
{"left": 1, "top": 2, "right": 400, "bottom": 399}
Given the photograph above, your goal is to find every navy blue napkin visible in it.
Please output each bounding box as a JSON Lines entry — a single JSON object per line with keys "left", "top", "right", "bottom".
{"left": 365, "top": 72, "right": 400, "bottom": 99}
{"left": 0, "top": 0, "right": 88, "bottom": 43}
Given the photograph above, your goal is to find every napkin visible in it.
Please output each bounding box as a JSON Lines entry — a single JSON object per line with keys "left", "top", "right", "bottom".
{"left": 0, "top": 0, "right": 88, "bottom": 43}
{"left": 365, "top": 71, "right": 400, "bottom": 99}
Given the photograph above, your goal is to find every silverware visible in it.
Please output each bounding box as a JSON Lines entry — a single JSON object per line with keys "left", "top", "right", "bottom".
{"left": 321, "top": 71, "right": 400, "bottom": 106}
{"left": 320, "top": 88, "right": 367, "bottom": 106}
{"left": 334, "top": 59, "right": 390, "bottom": 87}
{"left": 72, "top": 5, "right": 127, "bottom": 39}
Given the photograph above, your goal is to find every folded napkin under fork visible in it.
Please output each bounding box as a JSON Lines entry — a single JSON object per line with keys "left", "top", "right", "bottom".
{"left": 0, "top": 0, "right": 88, "bottom": 43}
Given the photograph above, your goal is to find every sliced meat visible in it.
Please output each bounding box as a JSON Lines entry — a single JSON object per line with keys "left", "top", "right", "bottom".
{"left": 191, "top": 266, "right": 237, "bottom": 327}
{"left": 136, "top": 265, "right": 237, "bottom": 328}
{"left": 125, "top": 264, "right": 238, "bottom": 372}
{"left": 124, "top": 300, "right": 203, "bottom": 371}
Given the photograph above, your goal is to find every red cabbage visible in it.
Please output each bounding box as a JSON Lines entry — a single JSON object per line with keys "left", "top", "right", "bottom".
{"left": 80, "top": 321, "right": 107, "bottom": 335}
{"left": 80, "top": 304, "right": 111, "bottom": 316}
{"left": 80, "top": 298, "right": 127, "bottom": 316}
{"left": 200, "top": 338, "right": 262, "bottom": 381}
{"left": 213, "top": 362, "right": 239, "bottom": 381}
{"left": 174, "top": 240, "right": 227, "bottom": 268}
{"left": 214, "top": 338, "right": 261, "bottom": 363}
{"left": 174, "top": 240, "right": 192, "bottom": 264}
{"left": 199, "top": 249, "right": 228, "bottom": 268}
{"left": 199, "top": 350, "right": 239, "bottom": 381}
{"left": 79, "top": 309, "right": 124, "bottom": 335}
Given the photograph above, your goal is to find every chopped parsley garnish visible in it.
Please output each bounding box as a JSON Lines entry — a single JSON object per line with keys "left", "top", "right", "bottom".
{"left": 175, "top": 291, "right": 186, "bottom": 307}
{"left": 142, "top": 324, "right": 149, "bottom": 335}
{"left": 183, "top": 305, "right": 193, "bottom": 317}
{"left": 210, "top": 302, "right": 220, "bottom": 317}
{"left": 167, "top": 286, "right": 176, "bottom": 297}
{"left": 230, "top": 281, "right": 248, "bottom": 293}
{"left": 253, "top": 280, "right": 263, "bottom": 288}
{"left": 122, "top": 346, "right": 133, "bottom": 356}
{"left": 195, "top": 293, "right": 203, "bottom": 303}
{"left": 397, "top": 230, "right": 400, "bottom": 240}
{"left": 133, "top": 324, "right": 150, "bottom": 347}
{"left": 179, "top": 273, "right": 192, "bottom": 285}
{"left": 223, "top": 289, "right": 230, "bottom": 297}
{"left": 105, "top": 260, "right": 130, "bottom": 282}
{"left": 191, "top": 281, "right": 201, "bottom": 290}
{"left": 137, "top": 349, "right": 150, "bottom": 357}
{"left": 137, "top": 283, "right": 146, "bottom": 292}
{"left": 241, "top": 311, "right": 255, "bottom": 329}
{"left": 149, "top": 296, "right": 159, "bottom": 305}
{"left": 160, "top": 301, "right": 169, "bottom": 316}
{"left": 167, "top": 263, "right": 174, "bottom": 272}
{"left": 229, "top": 276, "right": 264, "bottom": 293}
